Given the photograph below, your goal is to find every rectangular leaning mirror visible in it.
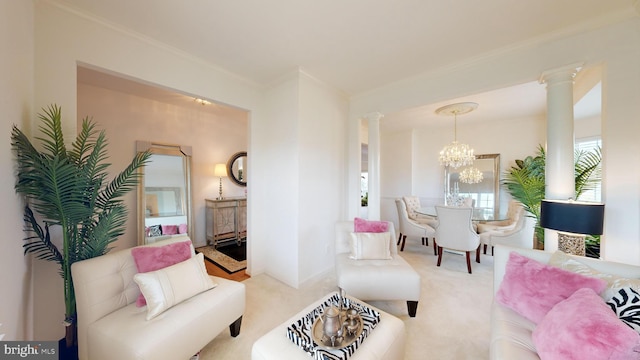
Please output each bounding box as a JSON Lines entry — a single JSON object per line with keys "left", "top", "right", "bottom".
{"left": 136, "top": 141, "right": 193, "bottom": 245}
{"left": 444, "top": 153, "right": 500, "bottom": 219}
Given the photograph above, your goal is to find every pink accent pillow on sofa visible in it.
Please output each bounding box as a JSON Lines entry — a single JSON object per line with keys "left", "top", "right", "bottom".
{"left": 131, "top": 240, "right": 193, "bottom": 306}
{"left": 161, "top": 224, "right": 179, "bottom": 235}
{"left": 533, "top": 288, "right": 640, "bottom": 359}
{"left": 354, "top": 217, "right": 389, "bottom": 233}
{"left": 495, "top": 251, "right": 607, "bottom": 324}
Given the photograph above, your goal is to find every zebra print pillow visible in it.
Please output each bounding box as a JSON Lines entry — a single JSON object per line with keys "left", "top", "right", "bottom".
{"left": 607, "top": 287, "right": 640, "bottom": 334}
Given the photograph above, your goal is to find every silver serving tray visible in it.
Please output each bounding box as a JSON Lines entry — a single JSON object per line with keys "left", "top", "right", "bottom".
{"left": 311, "top": 312, "right": 363, "bottom": 350}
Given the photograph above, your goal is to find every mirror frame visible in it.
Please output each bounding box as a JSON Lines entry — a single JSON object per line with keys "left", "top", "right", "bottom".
{"left": 136, "top": 141, "right": 193, "bottom": 245}
{"left": 227, "top": 151, "right": 247, "bottom": 187}
{"left": 444, "top": 153, "right": 501, "bottom": 218}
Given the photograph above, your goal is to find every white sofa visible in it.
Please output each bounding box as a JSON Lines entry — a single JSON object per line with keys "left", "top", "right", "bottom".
{"left": 335, "top": 221, "right": 421, "bottom": 317}
{"left": 491, "top": 244, "right": 640, "bottom": 359}
{"left": 71, "top": 236, "right": 246, "bottom": 360}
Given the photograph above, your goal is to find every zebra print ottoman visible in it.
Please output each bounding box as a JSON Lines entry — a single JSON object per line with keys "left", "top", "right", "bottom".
{"left": 251, "top": 292, "right": 406, "bottom": 360}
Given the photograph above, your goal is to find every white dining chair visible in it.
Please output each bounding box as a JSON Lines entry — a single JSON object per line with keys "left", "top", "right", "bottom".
{"left": 395, "top": 199, "right": 436, "bottom": 253}
{"left": 434, "top": 205, "right": 481, "bottom": 274}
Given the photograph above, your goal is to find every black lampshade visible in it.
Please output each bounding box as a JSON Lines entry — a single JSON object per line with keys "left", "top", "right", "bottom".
{"left": 540, "top": 200, "right": 605, "bottom": 235}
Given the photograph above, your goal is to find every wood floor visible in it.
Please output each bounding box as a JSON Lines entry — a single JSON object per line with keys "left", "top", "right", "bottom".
{"left": 204, "top": 260, "right": 250, "bottom": 282}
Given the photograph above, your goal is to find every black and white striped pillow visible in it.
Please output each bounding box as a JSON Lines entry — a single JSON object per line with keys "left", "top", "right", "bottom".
{"left": 606, "top": 287, "right": 640, "bottom": 334}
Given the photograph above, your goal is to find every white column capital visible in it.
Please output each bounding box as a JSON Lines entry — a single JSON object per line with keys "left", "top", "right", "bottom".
{"left": 362, "top": 112, "right": 384, "bottom": 122}
{"left": 539, "top": 62, "right": 584, "bottom": 85}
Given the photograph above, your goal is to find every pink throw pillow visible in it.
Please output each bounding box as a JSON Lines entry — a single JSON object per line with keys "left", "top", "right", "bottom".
{"left": 533, "top": 288, "right": 640, "bottom": 359}
{"left": 495, "top": 251, "right": 607, "bottom": 324}
{"left": 178, "top": 223, "right": 188, "bottom": 234}
{"left": 131, "top": 240, "right": 192, "bottom": 306}
{"left": 161, "top": 224, "right": 178, "bottom": 235}
{"left": 354, "top": 217, "right": 389, "bottom": 233}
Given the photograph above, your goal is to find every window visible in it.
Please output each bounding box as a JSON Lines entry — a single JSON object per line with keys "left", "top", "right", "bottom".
{"left": 575, "top": 137, "right": 601, "bottom": 202}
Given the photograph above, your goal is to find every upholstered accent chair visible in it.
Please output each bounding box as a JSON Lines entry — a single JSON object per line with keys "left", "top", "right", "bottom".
{"left": 477, "top": 200, "right": 524, "bottom": 233}
{"left": 478, "top": 200, "right": 525, "bottom": 254}
{"left": 434, "top": 206, "right": 481, "bottom": 274}
{"left": 402, "top": 196, "right": 438, "bottom": 228}
{"left": 335, "top": 221, "right": 421, "bottom": 317}
{"left": 395, "top": 199, "right": 436, "bottom": 253}
{"left": 479, "top": 215, "right": 536, "bottom": 255}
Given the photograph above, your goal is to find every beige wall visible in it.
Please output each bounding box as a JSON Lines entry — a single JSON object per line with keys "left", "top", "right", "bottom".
{"left": 77, "top": 80, "right": 248, "bottom": 250}
{"left": 0, "top": 0, "right": 34, "bottom": 341}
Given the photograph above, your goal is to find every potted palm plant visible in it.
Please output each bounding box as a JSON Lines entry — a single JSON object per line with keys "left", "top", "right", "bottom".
{"left": 11, "top": 104, "right": 150, "bottom": 355}
{"left": 502, "top": 144, "right": 602, "bottom": 250}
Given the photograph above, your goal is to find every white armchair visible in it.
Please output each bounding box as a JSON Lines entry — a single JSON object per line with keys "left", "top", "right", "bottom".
{"left": 477, "top": 200, "right": 524, "bottom": 233}
{"left": 434, "top": 206, "right": 481, "bottom": 274}
{"left": 395, "top": 199, "right": 436, "bottom": 253}
{"left": 335, "top": 221, "right": 421, "bottom": 317}
{"left": 478, "top": 200, "right": 525, "bottom": 254}
{"left": 479, "top": 215, "right": 536, "bottom": 255}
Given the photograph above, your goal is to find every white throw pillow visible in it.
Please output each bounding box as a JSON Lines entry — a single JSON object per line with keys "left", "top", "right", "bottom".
{"left": 349, "top": 232, "right": 392, "bottom": 260}
{"left": 133, "top": 253, "right": 217, "bottom": 320}
{"left": 549, "top": 250, "right": 640, "bottom": 300}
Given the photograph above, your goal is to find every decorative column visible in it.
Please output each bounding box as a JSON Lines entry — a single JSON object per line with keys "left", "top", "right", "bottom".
{"left": 539, "top": 63, "right": 582, "bottom": 252}
{"left": 364, "top": 112, "right": 383, "bottom": 220}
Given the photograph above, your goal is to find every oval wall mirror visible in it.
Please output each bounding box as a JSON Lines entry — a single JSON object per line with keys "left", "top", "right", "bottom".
{"left": 136, "top": 141, "right": 193, "bottom": 245}
{"left": 227, "top": 151, "right": 247, "bottom": 186}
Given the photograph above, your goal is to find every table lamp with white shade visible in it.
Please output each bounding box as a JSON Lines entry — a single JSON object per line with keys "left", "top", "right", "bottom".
{"left": 214, "top": 163, "right": 228, "bottom": 200}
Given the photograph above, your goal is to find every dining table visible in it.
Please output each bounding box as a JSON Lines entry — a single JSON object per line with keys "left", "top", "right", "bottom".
{"left": 417, "top": 206, "right": 507, "bottom": 222}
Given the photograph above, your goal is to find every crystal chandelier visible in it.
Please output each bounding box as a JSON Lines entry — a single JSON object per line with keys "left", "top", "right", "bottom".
{"left": 459, "top": 166, "right": 484, "bottom": 184}
{"left": 437, "top": 102, "right": 478, "bottom": 169}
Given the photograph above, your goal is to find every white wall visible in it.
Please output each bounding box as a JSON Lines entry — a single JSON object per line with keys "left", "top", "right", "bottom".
{"left": 260, "top": 74, "right": 300, "bottom": 287}
{"left": 298, "top": 73, "right": 348, "bottom": 285}
{"left": 258, "top": 71, "right": 348, "bottom": 288}
{"left": 0, "top": 0, "right": 34, "bottom": 341}
{"left": 353, "top": 17, "right": 640, "bottom": 265}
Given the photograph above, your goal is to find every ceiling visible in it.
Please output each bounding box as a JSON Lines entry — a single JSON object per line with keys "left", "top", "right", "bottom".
{"left": 65, "top": 0, "right": 635, "bottom": 130}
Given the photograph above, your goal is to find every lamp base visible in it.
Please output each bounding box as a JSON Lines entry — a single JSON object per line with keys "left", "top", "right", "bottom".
{"left": 558, "top": 233, "right": 585, "bottom": 256}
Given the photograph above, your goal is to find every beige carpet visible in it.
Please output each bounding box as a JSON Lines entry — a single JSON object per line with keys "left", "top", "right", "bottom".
{"left": 199, "top": 240, "right": 494, "bottom": 359}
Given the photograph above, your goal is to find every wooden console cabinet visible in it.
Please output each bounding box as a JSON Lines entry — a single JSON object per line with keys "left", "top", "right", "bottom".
{"left": 205, "top": 197, "right": 247, "bottom": 248}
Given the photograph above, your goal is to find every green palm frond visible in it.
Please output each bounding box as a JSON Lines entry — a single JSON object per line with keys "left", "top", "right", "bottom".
{"left": 68, "top": 117, "right": 99, "bottom": 163}
{"left": 97, "top": 150, "right": 151, "bottom": 209}
{"left": 36, "top": 104, "right": 67, "bottom": 158}
{"left": 575, "top": 146, "right": 602, "bottom": 197}
{"left": 22, "top": 206, "right": 63, "bottom": 264}
{"left": 78, "top": 205, "right": 129, "bottom": 259}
